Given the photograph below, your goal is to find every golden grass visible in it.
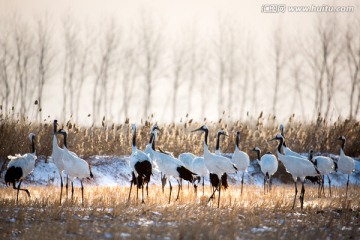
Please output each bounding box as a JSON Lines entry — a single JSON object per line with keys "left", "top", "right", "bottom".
{"left": 1, "top": 113, "right": 360, "bottom": 161}
{"left": 0, "top": 185, "right": 359, "bottom": 239}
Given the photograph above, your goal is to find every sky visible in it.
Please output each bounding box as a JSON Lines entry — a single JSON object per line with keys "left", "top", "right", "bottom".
{"left": 0, "top": 0, "right": 358, "bottom": 125}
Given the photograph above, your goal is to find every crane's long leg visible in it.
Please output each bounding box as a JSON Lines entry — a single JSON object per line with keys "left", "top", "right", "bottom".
{"left": 263, "top": 177, "right": 266, "bottom": 195}
{"left": 217, "top": 181, "right": 222, "bottom": 208}
{"left": 241, "top": 172, "right": 245, "bottom": 195}
{"left": 13, "top": 180, "right": 30, "bottom": 204}
{"left": 71, "top": 181, "right": 74, "bottom": 201}
{"left": 300, "top": 181, "right": 305, "bottom": 210}
{"left": 135, "top": 175, "right": 139, "bottom": 203}
{"left": 208, "top": 187, "right": 217, "bottom": 203}
{"left": 141, "top": 178, "right": 145, "bottom": 204}
{"left": 168, "top": 180, "right": 172, "bottom": 204}
{"left": 202, "top": 177, "right": 205, "bottom": 196}
{"left": 66, "top": 174, "right": 69, "bottom": 199}
{"left": 292, "top": 181, "right": 298, "bottom": 210}
{"left": 176, "top": 179, "right": 181, "bottom": 201}
{"left": 127, "top": 175, "right": 134, "bottom": 203}
{"left": 346, "top": 174, "right": 350, "bottom": 198}
{"left": 146, "top": 182, "right": 149, "bottom": 197}
{"left": 327, "top": 175, "right": 332, "bottom": 197}
{"left": 80, "top": 180, "right": 84, "bottom": 205}
{"left": 161, "top": 174, "right": 167, "bottom": 194}
{"left": 322, "top": 175, "right": 325, "bottom": 195}
{"left": 60, "top": 172, "right": 63, "bottom": 205}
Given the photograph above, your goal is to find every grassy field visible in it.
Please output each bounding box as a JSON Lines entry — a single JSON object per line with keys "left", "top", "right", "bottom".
{"left": 0, "top": 184, "right": 359, "bottom": 239}
{"left": 1, "top": 114, "right": 360, "bottom": 161}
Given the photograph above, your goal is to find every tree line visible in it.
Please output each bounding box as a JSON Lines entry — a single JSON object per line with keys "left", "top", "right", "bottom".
{"left": 0, "top": 12, "right": 359, "bottom": 124}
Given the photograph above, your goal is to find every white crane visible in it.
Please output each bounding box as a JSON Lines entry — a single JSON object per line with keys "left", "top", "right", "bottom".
{"left": 279, "top": 124, "right": 306, "bottom": 159}
{"left": 191, "top": 156, "right": 208, "bottom": 196}
{"left": 271, "top": 134, "right": 320, "bottom": 210}
{"left": 192, "top": 125, "right": 237, "bottom": 208}
{"left": 231, "top": 131, "right": 250, "bottom": 195}
{"left": 308, "top": 150, "right": 334, "bottom": 197}
{"left": 251, "top": 147, "right": 278, "bottom": 193}
{"left": 178, "top": 152, "right": 196, "bottom": 190}
{"left": 209, "top": 130, "right": 229, "bottom": 194}
{"left": 5, "top": 133, "right": 37, "bottom": 204}
{"left": 57, "top": 129, "right": 93, "bottom": 205}
{"left": 143, "top": 124, "right": 160, "bottom": 196}
{"left": 337, "top": 136, "right": 355, "bottom": 197}
{"left": 50, "top": 119, "right": 66, "bottom": 204}
{"left": 150, "top": 128, "right": 196, "bottom": 204}
{"left": 128, "top": 124, "right": 153, "bottom": 204}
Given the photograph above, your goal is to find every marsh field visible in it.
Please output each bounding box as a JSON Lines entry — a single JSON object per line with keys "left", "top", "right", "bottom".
{"left": 0, "top": 185, "right": 359, "bottom": 239}
{"left": 0, "top": 117, "right": 360, "bottom": 239}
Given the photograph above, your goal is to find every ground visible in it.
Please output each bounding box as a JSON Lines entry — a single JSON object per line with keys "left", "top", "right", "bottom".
{"left": 0, "top": 185, "right": 359, "bottom": 239}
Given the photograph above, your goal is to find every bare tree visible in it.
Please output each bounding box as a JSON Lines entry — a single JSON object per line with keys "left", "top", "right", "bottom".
{"left": 271, "top": 24, "right": 286, "bottom": 116}
{"left": 0, "top": 25, "right": 13, "bottom": 116}
{"left": 119, "top": 41, "right": 137, "bottom": 119}
{"left": 213, "top": 17, "right": 228, "bottom": 118}
{"left": 185, "top": 22, "right": 205, "bottom": 115}
{"left": 136, "top": 11, "right": 163, "bottom": 119}
{"left": 225, "top": 23, "right": 241, "bottom": 116}
{"left": 171, "top": 35, "right": 188, "bottom": 122}
{"left": 92, "top": 19, "right": 119, "bottom": 124}
{"left": 345, "top": 16, "right": 360, "bottom": 119}
{"left": 289, "top": 52, "right": 306, "bottom": 118}
{"left": 319, "top": 17, "right": 342, "bottom": 119}
{"left": 34, "top": 15, "right": 54, "bottom": 121}
{"left": 62, "top": 15, "right": 79, "bottom": 121}
{"left": 13, "top": 16, "right": 34, "bottom": 119}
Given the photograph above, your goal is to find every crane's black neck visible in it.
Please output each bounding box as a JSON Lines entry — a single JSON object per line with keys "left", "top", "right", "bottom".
{"left": 53, "top": 121, "right": 57, "bottom": 134}
{"left": 280, "top": 127, "right": 287, "bottom": 147}
{"left": 204, "top": 129, "right": 208, "bottom": 146}
{"left": 215, "top": 132, "right": 222, "bottom": 151}
{"left": 236, "top": 133, "right": 240, "bottom": 148}
{"left": 308, "top": 151, "right": 313, "bottom": 161}
{"left": 151, "top": 133, "right": 156, "bottom": 151}
{"left": 255, "top": 149, "right": 261, "bottom": 161}
{"left": 31, "top": 136, "right": 35, "bottom": 154}
{"left": 283, "top": 139, "right": 287, "bottom": 148}
{"left": 277, "top": 137, "right": 283, "bottom": 153}
{"left": 132, "top": 127, "right": 136, "bottom": 148}
{"left": 340, "top": 139, "right": 345, "bottom": 151}
{"left": 149, "top": 133, "right": 154, "bottom": 144}
{"left": 63, "top": 132, "right": 68, "bottom": 148}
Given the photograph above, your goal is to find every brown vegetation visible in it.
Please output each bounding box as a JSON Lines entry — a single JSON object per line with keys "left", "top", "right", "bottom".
{"left": 0, "top": 185, "right": 358, "bottom": 239}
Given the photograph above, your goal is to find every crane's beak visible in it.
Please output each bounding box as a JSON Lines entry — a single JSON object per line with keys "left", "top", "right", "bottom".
{"left": 268, "top": 137, "right": 277, "bottom": 142}
{"left": 191, "top": 127, "right": 202, "bottom": 132}
{"left": 153, "top": 126, "right": 161, "bottom": 133}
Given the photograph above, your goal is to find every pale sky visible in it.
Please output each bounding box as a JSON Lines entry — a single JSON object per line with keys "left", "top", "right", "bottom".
{"left": 0, "top": 0, "right": 358, "bottom": 124}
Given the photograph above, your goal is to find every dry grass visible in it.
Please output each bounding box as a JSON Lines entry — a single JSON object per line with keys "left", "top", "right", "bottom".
{"left": 1, "top": 113, "right": 360, "bottom": 161}
{"left": 0, "top": 185, "right": 359, "bottom": 239}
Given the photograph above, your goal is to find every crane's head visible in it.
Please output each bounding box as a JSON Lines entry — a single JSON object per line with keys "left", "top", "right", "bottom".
{"left": 279, "top": 124, "right": 284, "bottom": 134}
{"left": 191, "top": 125, "right": 208, "bottom": 133}
{"left": 217, "top": 130, "right": 228, "bottom": 137}
{"left": 151, "top": 124, "right": 161, "bottom": 133}
{"left": 337, "top": 136, "right": 346, "bottom": 142}
{"left": 57, "top": 129, "right": 67, "bottom": 136}
{"left": 29, "top": 133, "right": 36, "bottom": 142}
{"left": 252, "top": 146, "right": 260, "bottom": 152}
{"left": 270, "top": 133, "right": 283, "bottom": 142}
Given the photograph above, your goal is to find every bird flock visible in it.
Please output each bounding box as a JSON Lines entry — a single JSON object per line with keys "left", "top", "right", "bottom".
{"left": 3, "top": 120, "right": 356, "bottom": 209}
